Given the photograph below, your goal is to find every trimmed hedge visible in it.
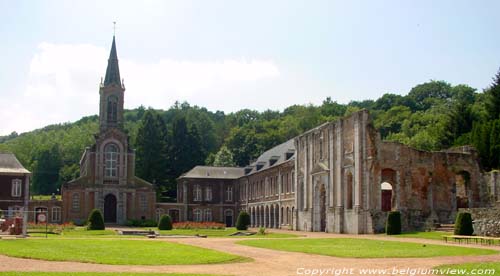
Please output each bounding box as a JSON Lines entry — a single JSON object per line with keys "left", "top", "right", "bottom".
{"left": 158, "top": 215, "right": 173, "bottom": 230}
{"left": 236, "top": 211, "right": 251, "bottom": 230}
{"left": 454, "top": 212, "right": 474, "bottom": 236}
{"left": 87, "top": 209, "right": 105, "bottom": 230}
{"left": 385, "top": 211, "right": 401, "bottom": 235}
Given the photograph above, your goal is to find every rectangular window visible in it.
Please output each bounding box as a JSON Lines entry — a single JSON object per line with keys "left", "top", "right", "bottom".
{"left": 205, "top": 187, "right": 212, "bottom": 201}
{"left": 72, "top": 193, "right": 80, "bottom": 211}
{"left": 140, "top": 194, "right": 148, "bottom": 212}
{"left": 11, "top": 179, "right": 22, "bottom": 197}
{"left": 51, "top": 207, "right": 61, "bottom": 222}
{"left": 226, "top": 186, "right": 233, "bottom": 202}
{"left": 204, "top": 209, "right": 212, "bottom": 222}
{"left": 194, "top": 185, "right": 202, "bottom": 201}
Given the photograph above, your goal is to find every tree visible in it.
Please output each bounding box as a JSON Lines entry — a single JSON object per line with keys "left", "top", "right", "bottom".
{"left": 158, "top": 214, "right": 173, "bottom": 230}
{"left": 486, "top": 67, "right": 500, "bottom": 120}
{"left": 135, "top": 110, "right": 169, "bottom": 194}
{"left": 454, "top": 212, "right": 473, "bottom": 236}
{"left": 32, "top": 144, "right": 62, "bottom": 195}
{"left": 385, "top": 211, "right": 402, "bottom": 235}
{"left": 87, "top": 209, "right": 105, "bottom": 230}
{"left": 236, "top": 211, "right": 251, "bottom": 230}
{"left": 213, "top": 146, "right": 235, "bottom": 167}
{"left": 407, "top": 80, "right": 452, "bottom": 111}
{"left": 489, "top": 120, "right": 500, "bottom": 169}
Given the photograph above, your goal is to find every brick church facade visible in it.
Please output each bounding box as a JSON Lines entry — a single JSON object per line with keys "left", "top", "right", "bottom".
{"left": 60, "top": 36, "right": 156, "bottom": 225}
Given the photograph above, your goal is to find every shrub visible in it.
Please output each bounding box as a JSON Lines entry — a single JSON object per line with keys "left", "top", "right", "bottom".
{"left": 386, "top": 211, "right": 401, "bottom": 235}
{"left": 454, "top": 212, "right": 474, "bottom": 236}
{"left": 258, "top": 227, "right": 266, "bottom": 235}
{"left": 125, "top": 219, "right": 157, "bottom": 227}
{"left": 87, "top": 209, "right": 105, "bottom": 230}
{"left": 173, "top": 221, "right": 225, "bottom": 229}
{"left": 236, "top": 211, "right": 251, "bottom": 230}
{"left": 158, "top": 215, "right": 173, "bottom": 230}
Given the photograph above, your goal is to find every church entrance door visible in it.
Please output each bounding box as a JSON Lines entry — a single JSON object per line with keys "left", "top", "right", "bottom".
{"left": 104, "top": 194, "right": 117, "bottom": 223}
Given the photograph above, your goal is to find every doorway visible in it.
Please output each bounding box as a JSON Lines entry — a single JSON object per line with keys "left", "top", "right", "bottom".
{"left": 104, "top": 194, "right": 117, "bottom": 223}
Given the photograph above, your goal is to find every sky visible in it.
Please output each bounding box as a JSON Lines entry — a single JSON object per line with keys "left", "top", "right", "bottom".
{"left": 0, "top": 0, "right": 499, "bottom": 136}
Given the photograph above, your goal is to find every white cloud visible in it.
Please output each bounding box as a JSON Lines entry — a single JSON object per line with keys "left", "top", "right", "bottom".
{"left": 0, "top": 42, "right": 281, "bottom": 135}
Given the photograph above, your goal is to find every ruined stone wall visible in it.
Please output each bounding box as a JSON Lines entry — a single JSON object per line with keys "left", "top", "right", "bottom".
{"left": 490, "top": 171, "right": 500, "bottom": 202}
{"left": 461, "top": 202, "right": 500, "bottom": 237}
{"left": 376, "top": 143, "right": 489, "bottom": 232}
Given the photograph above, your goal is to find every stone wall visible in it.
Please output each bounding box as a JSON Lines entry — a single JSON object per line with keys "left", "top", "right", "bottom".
{"left": 490, "top": 171, "right": 500, "bottom": 202}
{"left": 461, "top": 202, "right": 500, "bottom": 237}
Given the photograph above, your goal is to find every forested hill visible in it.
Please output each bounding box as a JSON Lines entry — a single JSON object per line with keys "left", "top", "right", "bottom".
{"left": 2, "top": 69, "right": 500, "bottom": 198}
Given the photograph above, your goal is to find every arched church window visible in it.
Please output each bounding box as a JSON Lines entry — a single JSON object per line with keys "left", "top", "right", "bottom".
{"left": 107, "top": 95, "right": 118, "bottom": 123}
{"left": 104, "top": 143, "right": 119, "bottom": 178}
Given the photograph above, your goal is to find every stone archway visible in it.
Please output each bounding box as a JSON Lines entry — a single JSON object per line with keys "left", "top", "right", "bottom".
{"left": 104, "top": 194, "right": 117, "bottom": 223}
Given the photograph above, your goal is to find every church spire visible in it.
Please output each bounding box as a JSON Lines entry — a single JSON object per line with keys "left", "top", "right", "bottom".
{"left": 103, "top": 35, "right": 121, "bottom": 86}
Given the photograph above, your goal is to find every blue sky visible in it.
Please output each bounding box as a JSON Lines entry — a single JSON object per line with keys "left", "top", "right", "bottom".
{"left": 0, "top": 0, "right": 499, "bottom": 135}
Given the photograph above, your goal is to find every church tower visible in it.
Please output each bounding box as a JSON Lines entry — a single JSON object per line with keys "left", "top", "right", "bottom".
{"left": 62, "top": 35, "right": 155, "bottom": 225}
{"left": 99, "top": 36, "right": 125, "bottom": 131}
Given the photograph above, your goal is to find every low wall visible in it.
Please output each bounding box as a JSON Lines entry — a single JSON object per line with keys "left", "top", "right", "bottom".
{"left": 461, "top": 203, "right": 500, "bottom": 237}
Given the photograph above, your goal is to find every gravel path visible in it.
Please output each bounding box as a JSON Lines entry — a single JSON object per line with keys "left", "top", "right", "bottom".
{"left": 1, "top": 229, "right": 499, "bottom": 276}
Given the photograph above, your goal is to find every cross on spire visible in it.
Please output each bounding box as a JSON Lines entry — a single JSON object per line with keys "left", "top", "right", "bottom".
{"left": 113, "top": 21, "right": 116, "bottom": 36}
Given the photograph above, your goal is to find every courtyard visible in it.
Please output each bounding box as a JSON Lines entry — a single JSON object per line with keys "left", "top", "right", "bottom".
{"left": 0, "top": 228, "right": 499, "bottom": 276}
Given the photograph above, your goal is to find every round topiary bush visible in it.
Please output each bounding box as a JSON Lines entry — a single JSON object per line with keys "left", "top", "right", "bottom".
{"left": 87, "top": 209, "right": 105, "bottom": 230}
{"left": 454, "top": 212, "right": 474, "bottom": 236}
{"left": 158, "top": 214, "right": 173, "bottom": 230}
{"left": 236, "top": 211, "right": 251, "bottom": 230}
{"left": 386, "top": 211, "right": 401, "bottom": 235}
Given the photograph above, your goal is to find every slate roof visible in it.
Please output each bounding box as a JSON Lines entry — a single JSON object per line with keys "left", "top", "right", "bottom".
{"left": 245, "top": 139, "right": 295, "bottom": 175}
{"left": 104, "top": 36, "right": 121, "bottom": 86}
{"left": 0, "top": 153, "right": 30, "bottom": 174}
{"left": 179, "top": 166, "right": 245, "bottom": 180}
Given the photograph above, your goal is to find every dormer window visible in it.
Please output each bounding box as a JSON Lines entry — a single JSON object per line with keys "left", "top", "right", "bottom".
{"left": 256, "top": 162, "right": 265, "bottom": 171}
{"left": 269, "top": 156, "right": 279, "bottom": 166}
{"left": 244, "top": 167, "right": 253, "bottom": 175}
{"left": 285, "top": 150, "right": 294, "bottom": 160}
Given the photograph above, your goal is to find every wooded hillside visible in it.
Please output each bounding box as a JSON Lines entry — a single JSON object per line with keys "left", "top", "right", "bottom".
{"left": 2, "top": 68, "right": 500, "bottom": 200}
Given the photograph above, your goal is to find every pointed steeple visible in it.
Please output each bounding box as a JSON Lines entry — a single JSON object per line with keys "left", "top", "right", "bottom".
{"left": 103, "top": 36, "right": 121, "bottom": 86}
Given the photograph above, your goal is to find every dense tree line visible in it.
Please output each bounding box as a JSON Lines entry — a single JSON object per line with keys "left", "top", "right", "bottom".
{"left": 1, "top": 67, "right": 500, "bottom": 198}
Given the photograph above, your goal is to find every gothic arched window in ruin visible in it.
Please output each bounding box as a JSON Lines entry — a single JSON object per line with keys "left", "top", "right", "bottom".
{"left": 104, "top": 143, "right": 119, "bottom": 178}
{"left": 346, "top": 171, "right": 353, "bottom": 209}
{"left": 381, "top": 182, "right": 393, "bottom": 212}
{"left": 455, "top": 170, "right": 471, "bottom": 209}
{"left": 107, "top": 95, "right": 118, "bottom": 123}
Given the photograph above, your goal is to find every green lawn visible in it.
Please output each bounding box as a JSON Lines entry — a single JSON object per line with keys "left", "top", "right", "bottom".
{"left": 390, "top": 231, "right": 449, "bottom": 241}
{"left": 237, "top": 238, "right": 498, "bottom": 258}
{"left": 156, "top": 227, "right": 297, "bottom": 238}
{"left": 0, "top": 239, "right": 247, "bottom": 265}
{"left": 434, "top": 262, "right": 500, "bottom": 275}
{"left": 28, "top": 228, "right": 132, "bottom": 239}
{"left": 0, "top": 273, "right": 227, "bottom": 276}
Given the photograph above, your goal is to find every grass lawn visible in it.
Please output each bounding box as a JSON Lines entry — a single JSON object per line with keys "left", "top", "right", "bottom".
{"left": 0, "top": 273, "right": 227, "bottom": 276}
{"left": 434, "top": 262, "right": 500, "bottom": 275}
{"left": 0, "top": 239, "right": 247, "bottom": 265}
{"left": 237, "top": 238, "right": 498, "bottom": 258}
{"left": 28, "top": 228, "right": 132, "bottom": 239}
{"left": 155, "top": 227, "right": 298, "bottom": 238}
{"left": 391, "top": 231, "right": 449, "bottom": 241}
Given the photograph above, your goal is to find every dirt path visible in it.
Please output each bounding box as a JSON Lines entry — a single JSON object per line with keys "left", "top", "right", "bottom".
{"left": 1, "top": 230, "right": 499, "bottom": 276}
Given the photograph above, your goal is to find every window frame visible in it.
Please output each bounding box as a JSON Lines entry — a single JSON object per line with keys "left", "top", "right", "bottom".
{"left": 11, "top": 179, "right": 22, "bottom": 197}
